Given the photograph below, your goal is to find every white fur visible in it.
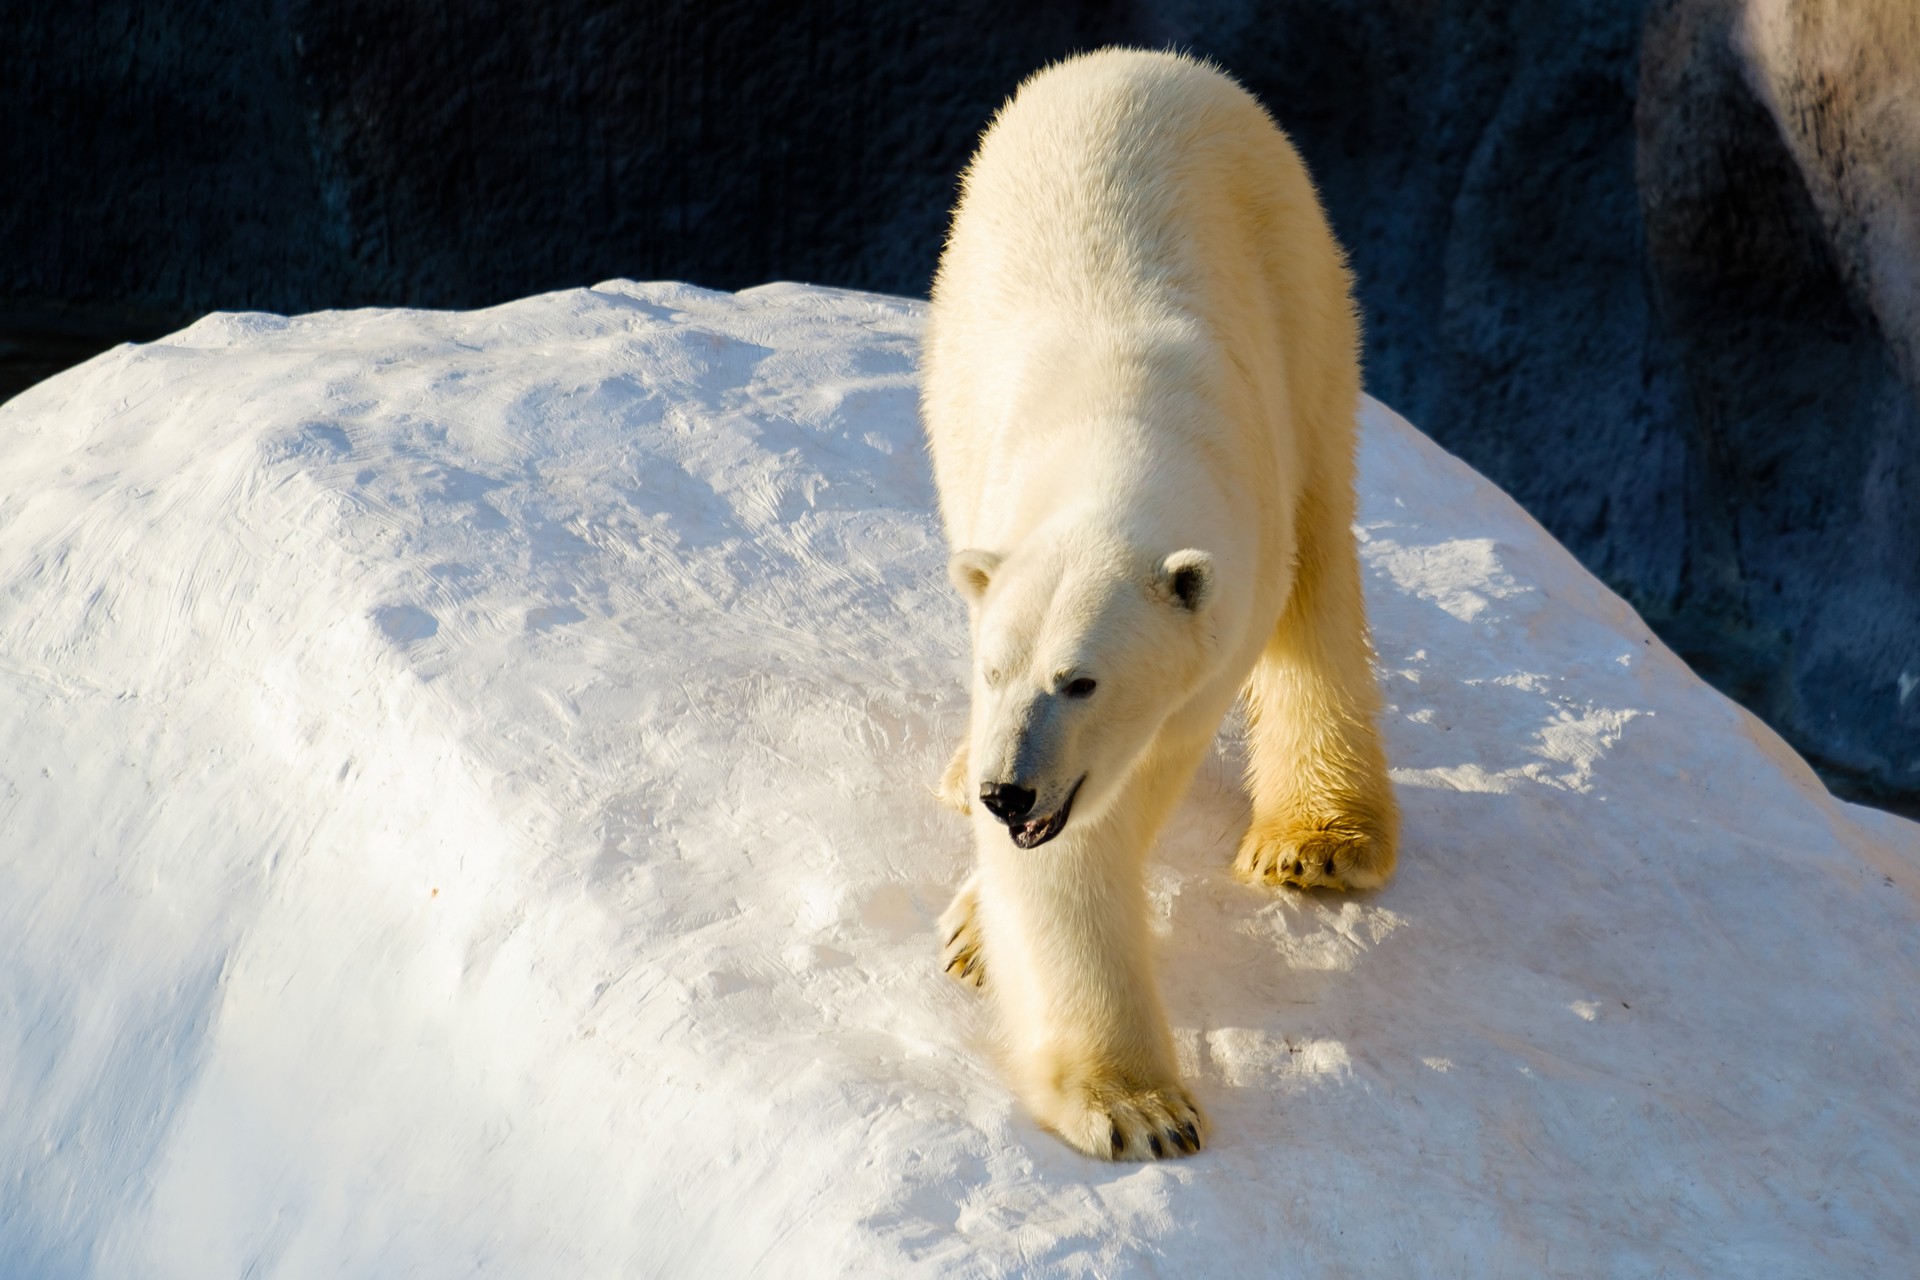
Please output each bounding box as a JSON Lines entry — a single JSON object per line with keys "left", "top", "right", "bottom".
{"left": 925, "top": 48, "right": 1398, "bottom": 1161}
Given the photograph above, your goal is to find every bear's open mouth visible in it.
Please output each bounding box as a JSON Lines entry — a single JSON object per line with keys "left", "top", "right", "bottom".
{"left": 1008, "top": 776, "right": 1085, "bottom": 849}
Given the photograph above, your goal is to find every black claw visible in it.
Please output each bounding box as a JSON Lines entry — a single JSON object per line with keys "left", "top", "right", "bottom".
{"left": 945, "top": 927, "right": 962, "bottom": 947}
{"left": 1181, "top": 1121, "right": 1199, "bottom": 1150}
{"left": 1323, "top": 856, "right": 1337, "bottom": 875}
{"left": 1110, "top": 1124, "right": 1124, "bottom": 1158}
{"left": 1148, "top": 1133, "right": 1164, "bottom": 1158}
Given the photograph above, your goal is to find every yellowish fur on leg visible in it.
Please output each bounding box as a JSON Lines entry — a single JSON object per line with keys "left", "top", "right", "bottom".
{"left": 1236, "top": 491, "right": 1399, "bottom": 893}
{"left": 1235, "top": 710, "right": 1399, "bottom": 892}
{"left": 1235, "top": 809, "right": 1396, "bottom": 891}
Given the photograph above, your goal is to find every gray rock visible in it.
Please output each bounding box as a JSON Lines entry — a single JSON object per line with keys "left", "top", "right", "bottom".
{"left": 1637, "top": 0, "right": 1920, "bottom": 809}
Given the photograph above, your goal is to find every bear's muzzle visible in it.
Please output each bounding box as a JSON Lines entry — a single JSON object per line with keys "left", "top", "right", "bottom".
{"left": 998, "top": 776, "right": 1083, "bottom": 849}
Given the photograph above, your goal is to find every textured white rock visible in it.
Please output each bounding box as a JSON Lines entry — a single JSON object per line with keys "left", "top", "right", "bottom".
{"left": 1, "top": 281, "right": 1914, "bottom": 1277}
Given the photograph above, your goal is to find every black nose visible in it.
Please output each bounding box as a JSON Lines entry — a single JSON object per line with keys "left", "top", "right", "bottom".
{"left": 978, "top": 782, "right": 1036, "bottom": 823}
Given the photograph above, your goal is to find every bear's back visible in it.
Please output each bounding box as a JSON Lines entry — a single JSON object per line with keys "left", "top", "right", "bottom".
{"left": 925, "top": 48, "right": 1359, "bottom": 571}
{"left": 938, "top": 49, "right": 1296, "bottom": 320}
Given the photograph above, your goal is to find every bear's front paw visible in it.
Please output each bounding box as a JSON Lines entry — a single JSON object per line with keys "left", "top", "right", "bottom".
{"left": 938, "top": 876, "right": 986, "bottom": 988}
{"left": 1235, "top": 816, "right": 1396, "bottom": 892}
{"left": 935, "top": 740, "right": 971, "bottom": 815}
{"left": 1044, "top": 1077, "right": 1207, "bottom": 1161}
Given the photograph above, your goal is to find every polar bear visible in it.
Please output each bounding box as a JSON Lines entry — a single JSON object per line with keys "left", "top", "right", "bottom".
{"left": 922, "top": 48, "right": 1398, "bottom": 1161}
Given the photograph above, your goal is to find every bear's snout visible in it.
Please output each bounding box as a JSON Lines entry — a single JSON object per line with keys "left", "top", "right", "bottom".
{"left": 981, "top": 776, "right": 1084, "bottom": 849}
{"left": 979, "top": 781, "right": 1037, "bottom": 823}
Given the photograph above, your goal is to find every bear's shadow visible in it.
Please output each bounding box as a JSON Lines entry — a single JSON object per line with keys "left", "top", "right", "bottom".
{"left": 1141, "top": 654, "right": 1633, "bottom": 1123}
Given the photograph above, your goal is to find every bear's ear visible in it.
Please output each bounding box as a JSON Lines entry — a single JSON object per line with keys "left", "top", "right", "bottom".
{"left": 948, "top": 548, "right": 1003, "bottom": 603}
{"left": 1156, "top": 549, "right": 1214, "bottom": 613}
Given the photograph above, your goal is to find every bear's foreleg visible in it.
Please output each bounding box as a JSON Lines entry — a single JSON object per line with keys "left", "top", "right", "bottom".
{"left": 1235, "top": 511, "right": 1398, "bottom": 891}
{"left": 939, "top": 872, "right": 987, "bottom": 988}
{"left": 935, "top": 739, "right": 971, "bottom": 814}
{"left": 975, "top": 738, "right": 1211, "bottom": 1160}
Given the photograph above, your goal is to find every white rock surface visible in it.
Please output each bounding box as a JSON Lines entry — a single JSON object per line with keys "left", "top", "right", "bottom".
{"left": 1, "top": 280, "right": 1915, "bottom": 1277}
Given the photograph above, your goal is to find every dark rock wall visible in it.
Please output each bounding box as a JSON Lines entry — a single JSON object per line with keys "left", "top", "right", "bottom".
{"left": 6, "top": 0, "right": 1128, "bottom": 313}
{"left": 5, "top": 0, "right": 1915, "bottom": 810}
{"left": 1638, "top": 0, "right": 1920, "bottom": 808}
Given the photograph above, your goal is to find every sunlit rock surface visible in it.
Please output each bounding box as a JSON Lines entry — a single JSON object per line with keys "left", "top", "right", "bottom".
{"left": 1, "top": 282, "right": 1915, "bottom": 1276}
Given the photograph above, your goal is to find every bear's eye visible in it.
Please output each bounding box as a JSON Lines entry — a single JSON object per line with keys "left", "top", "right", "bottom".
{"left": 1063, "top": 677, "right": 1097, "bottom": 699}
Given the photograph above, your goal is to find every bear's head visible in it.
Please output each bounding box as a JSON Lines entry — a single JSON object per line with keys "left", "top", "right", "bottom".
{"left": 950, "top": 531, "right": 1217, "bottom": 848}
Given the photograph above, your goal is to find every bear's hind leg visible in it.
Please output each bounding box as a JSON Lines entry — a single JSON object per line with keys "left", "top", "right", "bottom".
{"left": 1235, "top": 517, "right": 1398, "bottom": 891}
